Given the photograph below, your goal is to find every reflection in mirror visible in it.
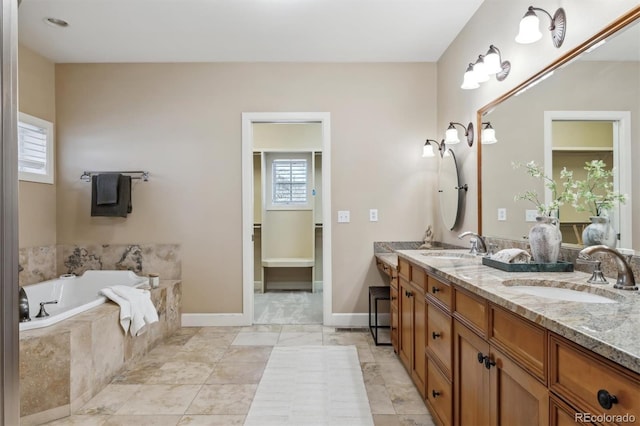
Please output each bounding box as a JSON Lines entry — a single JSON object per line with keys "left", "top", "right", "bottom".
{"left": 479, "top": 9, "right": 640, "bottom": 251}
{"left": 439, "top": 149, "right": 463, "bottom": 230}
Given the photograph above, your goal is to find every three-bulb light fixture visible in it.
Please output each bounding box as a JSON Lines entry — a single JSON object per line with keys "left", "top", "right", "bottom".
{"left": 461, "top": 45, "right": 511, "bottom": 90}
{"left": 424, "top": 121, "right": 498, "bottom": 157}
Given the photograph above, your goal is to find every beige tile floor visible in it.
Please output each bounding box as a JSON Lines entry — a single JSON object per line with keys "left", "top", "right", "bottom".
{"left": 44, "top": 325, "right": 435, "bottom": 426}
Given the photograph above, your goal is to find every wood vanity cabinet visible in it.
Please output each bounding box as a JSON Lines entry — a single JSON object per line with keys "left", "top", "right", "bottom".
{"left": 376, "top": 257, "right": 399, "bottom": 352}
{"left": 453, "top": 289, "right": 549, "bottom": 426}
{"left": 398, "top": 260, "right": 426, "bottom": 398}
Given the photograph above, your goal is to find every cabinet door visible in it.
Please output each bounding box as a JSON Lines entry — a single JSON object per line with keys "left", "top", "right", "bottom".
{"left": 399, "top": 277, "right": 413, "bottom": 370}
{"left": 489, "top": 347, "right": 549, "bottom": 426}
{"left": 390, "top": 305, "right": 398, "bottom": 353}
{"left": 453, "top": 321, "right": 490, "bottom": 426}
{"left": 412, "top": 289, "right": 426, "bottom": 397}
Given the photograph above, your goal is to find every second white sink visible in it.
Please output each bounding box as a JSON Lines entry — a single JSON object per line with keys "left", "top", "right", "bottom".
{"left": 507, "top": 286, "right": 617, "bottom": 304}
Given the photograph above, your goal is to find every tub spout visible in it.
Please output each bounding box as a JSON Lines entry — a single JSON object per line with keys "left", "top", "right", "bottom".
{"left": 19, "top": 287, "right": 31, "bottom": 322}
{"left": 578, "top": 245, "right": 637, "bottom": 290}
{"left": 36, "top": 300, "right": 59, "bottom": 318}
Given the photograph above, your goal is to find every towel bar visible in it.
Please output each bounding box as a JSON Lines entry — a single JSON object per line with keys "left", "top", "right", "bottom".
{"left": 81, "top": 171, "right": 149, "bottom": 182}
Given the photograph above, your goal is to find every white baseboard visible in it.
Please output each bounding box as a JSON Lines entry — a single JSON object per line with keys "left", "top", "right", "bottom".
{"left": 181, "top": 313, "right": 250, "bottom": 327}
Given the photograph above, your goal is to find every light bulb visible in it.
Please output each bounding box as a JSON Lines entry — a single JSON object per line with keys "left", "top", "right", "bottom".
{"left": 445, "top": 128, "right": 460, "bottom": 144}
{"left": 473, "top": 58, "right": 490, "bottom": 83}
{"left": 516, "top": 10, "right": 542, "bottom": 44}
{"left": 481, "top": 128, "right": 498, "bottom": 144}
{"left": 422, "top": 142, "right": 435, "bottom": 157}
{"left": 484, "top": 46, "right": 502, "bottom": 75}
{"left": 461, "top": 67, "right": 479, "bottom": 89}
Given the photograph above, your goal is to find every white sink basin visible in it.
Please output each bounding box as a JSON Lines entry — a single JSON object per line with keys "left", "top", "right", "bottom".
{"left": 507, "top": 286, "right": 617, "bottom": 304}
{"left": 420, "top": 252, "right": 475, "bottom": 260}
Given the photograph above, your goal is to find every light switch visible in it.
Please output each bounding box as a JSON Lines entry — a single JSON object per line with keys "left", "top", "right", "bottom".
{"left": 525, "top": 209, "right": 538, "bottom": 222}
{"left": 369, "top": 209, "right": 378, "bottom": 222}
{"left": 337, "top": 210, "right": 350, "bottom": 223}
{"left": 497, "top": 208, "right": 507, "bottom": 221}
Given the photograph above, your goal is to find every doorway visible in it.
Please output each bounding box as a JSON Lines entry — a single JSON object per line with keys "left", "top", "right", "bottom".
{"left": 241, "top": 113, "right": 331, "bottom": 326}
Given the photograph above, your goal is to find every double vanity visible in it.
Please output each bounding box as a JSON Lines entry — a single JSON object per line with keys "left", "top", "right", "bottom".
{"left": 375, "top": 248, "right": 639, "bottom": 426}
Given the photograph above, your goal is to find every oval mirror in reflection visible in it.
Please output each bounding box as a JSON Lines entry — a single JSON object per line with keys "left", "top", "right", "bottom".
{"left": 439, "top": 149, "right": 461, "bottom": 230}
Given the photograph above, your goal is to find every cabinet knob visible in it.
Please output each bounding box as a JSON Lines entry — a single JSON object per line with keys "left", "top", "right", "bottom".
{"left": 477, "top": 352, "right": 486, "bottom": 364}
{"left": 432, "top": 390, "right": 441, "bottom": 398}
{"left": 484, "top": 357, "right": 496, "bottom": 370}
{"left": 431, "top": 287, "right": 441, "bottom": 294}
{"left": 597, "top": 389, "right": 618, "bottom": 410}
{"left": 432, "top": 332, "right": 441, "bottom": 339}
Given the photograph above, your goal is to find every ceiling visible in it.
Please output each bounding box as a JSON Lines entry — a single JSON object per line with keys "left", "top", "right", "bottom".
{"left": 18, "top": 0, "right": 484, "bottom": 63}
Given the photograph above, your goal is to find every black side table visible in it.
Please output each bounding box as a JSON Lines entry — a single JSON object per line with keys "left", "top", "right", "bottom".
{"left": 368, "top": 286, "right": 391, "bottom": 346}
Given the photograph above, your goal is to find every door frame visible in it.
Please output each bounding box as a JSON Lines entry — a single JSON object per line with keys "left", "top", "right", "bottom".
{"left": 543, "top": 111, "right": 632, "bottom": 248}
{"left": 241, "top": 112, "right": 331, "bottom": 325}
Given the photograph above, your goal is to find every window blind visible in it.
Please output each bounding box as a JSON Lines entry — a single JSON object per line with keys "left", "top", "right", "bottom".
{"left": 18, "top": 120, "right": 48, "bottom": 175}
{"left": 272, "top": 159, "right": 308, "bottom": 205}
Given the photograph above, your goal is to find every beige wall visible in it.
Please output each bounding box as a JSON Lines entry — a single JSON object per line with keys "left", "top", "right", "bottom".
{"left": 436, "top": 0, "right": 639, "bottom": 246}
{"left": 55, "top": 63, "right": 437, "bottom": 314}
{"left": 18, "top": 44, "right": 56, "bottom": 248}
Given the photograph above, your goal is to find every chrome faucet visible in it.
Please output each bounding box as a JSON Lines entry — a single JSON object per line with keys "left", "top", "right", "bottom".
{"left": 35, "top": 300, "right": 58, "bottom": 318}
{"left": 458, "top": 231, "right": 487, "bottom": 255}
{"left": 578, "top": 245, "right": 638, "bottom": 290}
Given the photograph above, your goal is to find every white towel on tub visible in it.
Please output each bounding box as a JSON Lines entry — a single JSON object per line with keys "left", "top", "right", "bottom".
{"left": 100, "top": 285, "right": 159, "bottom": 336}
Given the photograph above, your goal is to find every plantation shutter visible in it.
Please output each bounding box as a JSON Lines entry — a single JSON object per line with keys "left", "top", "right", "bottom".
{"left": 272, "top": 159, "right": 308, "bottom": 205}
{"left": 18, "top": 120, "right": 48, "bottom": 175}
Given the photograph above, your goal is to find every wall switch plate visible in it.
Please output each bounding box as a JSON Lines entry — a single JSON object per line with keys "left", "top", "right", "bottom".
{"left": 497, "top": 208, "right": 507, "bottom": 221}
{"left": 525, "top": 209, "right": 538, "bottom": 222}
{"left": 337, "top": 210, "right": 350, "bottom": 223}
{"left": 369, "top": 209, "right": 378, "bottom": 222}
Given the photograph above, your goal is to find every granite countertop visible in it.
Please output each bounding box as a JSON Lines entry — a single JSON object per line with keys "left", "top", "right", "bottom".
{"left": 375, "top": 253, "right": 398, "bottom": 269}
{"left": 384, "top": 249, "right": 639, "bottom": 374}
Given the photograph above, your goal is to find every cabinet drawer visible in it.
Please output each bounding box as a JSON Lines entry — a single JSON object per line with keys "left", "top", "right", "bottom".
{"left": 490, "top": 304, "right": 546, "bottom": 382}
{"left": 550, "top": 395, "right": 581, "bottom": 426}
{"left": 549, "top": 334, "right": 640, "bottom": 423}
{"left": 427, "top": 275, "right": 451, "bottom": 310}
{"left": 453, "top": 288, "right": 487, "bottom": 336}
{"left": 427, "top": 301, "right": 452, "bottom": 378}
{"left": 427, "top": 357, "right": 453, "bottom": 426}
{"left": 411, "top": 265, "right": 427, "bottom": 292}
{"left": 398, "top": 258, "right": 410, "bottom": 280}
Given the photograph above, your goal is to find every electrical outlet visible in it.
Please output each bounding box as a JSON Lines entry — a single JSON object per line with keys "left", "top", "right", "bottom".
{"left": 369, "top": 209, "right": 378, "bottom": 222}
{"left": 337, "top": 210, "right": 350, "bottom": 223}
{"left": 525, "top": 209, "right": 538, "bottom": 222}
{"left": 497, "top": 208, "right": 507, "bottom": 221}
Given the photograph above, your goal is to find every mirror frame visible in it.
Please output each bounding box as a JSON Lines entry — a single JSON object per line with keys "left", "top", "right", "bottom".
{"left": 477, "top": 6, "right": 640, "bottom": 236}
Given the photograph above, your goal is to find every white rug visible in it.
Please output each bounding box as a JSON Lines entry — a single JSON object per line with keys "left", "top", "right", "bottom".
{"left": 244, "top": 346, "right": 374, "bottom": 426}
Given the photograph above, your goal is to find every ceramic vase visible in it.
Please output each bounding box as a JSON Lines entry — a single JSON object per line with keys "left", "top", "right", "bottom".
{"left": 528, "top": 216, "right": 562, "bottom": 263}
{"left": 582, "top": 216, "right": 617, "bottom": 248}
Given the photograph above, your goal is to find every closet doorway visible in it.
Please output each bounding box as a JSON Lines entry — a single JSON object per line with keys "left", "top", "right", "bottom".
{"left": 241, "top": 113, "right": 331, "bottom": 325}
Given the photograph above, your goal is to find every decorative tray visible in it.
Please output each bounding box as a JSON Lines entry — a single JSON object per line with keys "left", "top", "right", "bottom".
{"left": 482, "top": 256, "right": 574, "bottom": 272}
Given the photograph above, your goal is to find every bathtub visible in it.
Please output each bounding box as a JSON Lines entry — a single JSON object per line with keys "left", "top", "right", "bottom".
{"left": 20, "top": 270, "right": 147, "bottom": 331}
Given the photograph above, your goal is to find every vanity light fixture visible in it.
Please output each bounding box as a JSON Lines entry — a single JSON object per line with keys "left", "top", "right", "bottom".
{"left": 483, "top": 45, "right": 511, "bottom": 81}
{"left": 445, "top": 122, "right": 474, "bottom": 147}
{"left": 481, "top": 122, "right": 498, "bottom": 145}
{"left": 423, "top": 139, "right": 445, "bottom": 158}
{"left": 515, "top": 6, "right": 567, "bottom": 48}
{"left": 461, "top": 46, "right": 510, "bottom": 90}
{"left": 461, "top": 63, "right": 480, "bottom": 89}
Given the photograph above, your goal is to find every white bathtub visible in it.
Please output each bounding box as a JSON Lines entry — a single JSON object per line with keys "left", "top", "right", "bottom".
{"left": 20, "top": 270, "right": 147, "bottom": 331}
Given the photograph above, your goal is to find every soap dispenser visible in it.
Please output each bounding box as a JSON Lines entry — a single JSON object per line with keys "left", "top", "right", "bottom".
{"left": 19, "top": 287, "right": 30, "bottom": 322}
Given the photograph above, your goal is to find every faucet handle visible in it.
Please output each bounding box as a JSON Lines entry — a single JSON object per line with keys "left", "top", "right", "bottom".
{"left": 468, "top": 238, "right": 479, "bottom": 255}
{"left": 36, "top": 300, "right": 58, "bottom": 318}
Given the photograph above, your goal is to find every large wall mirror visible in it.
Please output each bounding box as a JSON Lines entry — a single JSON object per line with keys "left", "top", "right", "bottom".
{"left": 478, "top": 7, "right": 640, "bottom": 251}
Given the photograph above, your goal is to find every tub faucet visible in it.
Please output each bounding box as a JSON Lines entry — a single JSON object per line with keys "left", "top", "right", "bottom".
{"left": 578, "top": 245, "right": 637, "bottom": 291}
{"left": 458, "top": 231, "right": 487, "bottom": 255}
{"left": 35, "top": 300, "right": 58, "bottom": 318}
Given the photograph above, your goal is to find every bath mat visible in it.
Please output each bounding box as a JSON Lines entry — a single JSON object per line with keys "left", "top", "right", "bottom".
{"left": 244, "top": 346, "right": 374, "bottom": 426}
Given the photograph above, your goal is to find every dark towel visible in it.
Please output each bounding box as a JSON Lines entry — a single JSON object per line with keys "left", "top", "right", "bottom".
{"left": 96, "top": 173, "right": 120, "bottom": 205}
{"left": 91, "top": 175, "right": 132, "bottom": 217}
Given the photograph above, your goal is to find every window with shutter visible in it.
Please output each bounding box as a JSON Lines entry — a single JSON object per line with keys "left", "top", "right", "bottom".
{"left": 18, "top": 112, "right": 54, "bottom": 184}
{"left": 272, "top": 159, "right": 308, "bottom": 205}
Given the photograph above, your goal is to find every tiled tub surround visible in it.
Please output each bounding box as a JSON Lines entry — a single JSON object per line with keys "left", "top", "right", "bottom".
{"left": 18, "top": 243, "right": 181, "bottom": 286}
{"left": 19, "top": 280, "right": 182, "bottom": 425}
{"left": 379, "top": 249, "right": 640, "bottom": 374}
